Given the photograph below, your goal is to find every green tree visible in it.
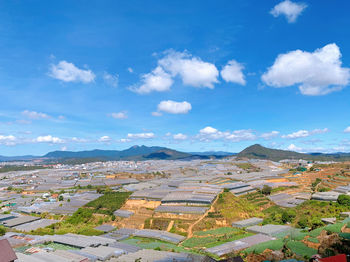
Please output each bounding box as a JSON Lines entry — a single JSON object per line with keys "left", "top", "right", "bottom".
{"left": 337, "top": 194, "right": 350, "bottom": 206}
{"left": 0, "top": 225, "right": 6, "bottom": 236}
{"left": 58, "top": 195, "right": 64, "bottom": 201}
{"left": 261, "top": 185, "right": 272, "bottom": 195}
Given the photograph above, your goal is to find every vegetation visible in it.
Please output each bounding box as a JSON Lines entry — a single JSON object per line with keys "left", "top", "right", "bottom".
{"left": 182, "top": 229, "right": 253, "bottom": 249}
{"left": 261, "top": 185, "right": 272, "bottom": 195}
{"left": 0, "top": 225, "right": 6, "bottom": 236}
{"left": 0, "top": 165, "right": 49, "bottom": 173}
{"left": 337, "top": 194, "right": 350, "bottom": 206}
{"left": 263, "top": 200, "right": 350, "bottom": 229}
{"left": 84, "top": 191, "right": 131, "bottom": 215}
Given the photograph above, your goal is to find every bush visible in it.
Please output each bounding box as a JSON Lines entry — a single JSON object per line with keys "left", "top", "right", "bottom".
{"left": 0, "top": 225, "right": 6, "bottom": 236}
{"left": 337, "top": 194, "right": 350, "bottom": 206}
{"left": 261, "top": 185, "right": 272, "bottom": 195}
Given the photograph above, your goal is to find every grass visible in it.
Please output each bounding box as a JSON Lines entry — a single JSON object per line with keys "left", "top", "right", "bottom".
{"left": 194, "top": 227, "right": 240, "bottom": 236}
{"left": 286, "top": 241, "right": 317, "bottom": 258}
{"left": 84, "top": 191, "right": 131, "bottom": 215}
{"left": 182, "top": 228, "right": 253, "bottom": 249}
{"left": 121, "top": 236, "right": 196, "bottom": 254}
{"left": 216, "top": 192, "right": 264, "bottom": 221}
{"left": 244, "top": 239, "right": 284, "bottom": 254}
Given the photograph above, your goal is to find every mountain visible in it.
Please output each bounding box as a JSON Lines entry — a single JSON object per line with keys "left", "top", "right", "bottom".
{"left": 0, "top": 155, "right": 37, "bottom": 161}
{"left": 237, "top": 144, "right": 315, "bottom": 161}
{"left": 237, "top": 144, "right": 350, "bottom": 161}
{"left": 43, "top": 145, "right": 191, "bottom": 161}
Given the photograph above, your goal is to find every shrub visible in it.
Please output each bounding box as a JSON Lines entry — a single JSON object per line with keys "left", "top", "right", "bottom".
{"left": 337, "top": 194, "right": 350, "bottom": 206}
{"left": 261, "top": 185, "right": 272, "bottom": 195}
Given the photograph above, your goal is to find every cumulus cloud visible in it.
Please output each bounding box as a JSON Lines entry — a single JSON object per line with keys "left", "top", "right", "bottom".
{"left": 173, "top": 133, "right": 188, "bottom": 140}
{"left": 131, "top": 66, "right": 173, "bottom": 94}
{"left": 262, "top": 43, "right": 350, "bottom": 95}
{"left": 35, "top": 135, "right": 64, "bottom": 144}
{"left": 270, "top": 0, "right": 307, "bottom": 23}
{"left": 71, "top": 137, "right": 88, "bottom": 143}
{"left": 127, "top": 132, "right": 155, "bottom": 139}
{"left": 119, "top": 138, "right": 131, "bottom": 143}
{"left": 287, "top": 143, "right": 303, "bottom": 152}
{"left": 261, "top": 131, "right": 280, "bottom": 140}
{"left": 282, "top": 128, "right": 329, "bottom": 139}
{"left": 198, "top": 126, "right": 256, "bottom": 142}
{"left": 49, "top": 60, "right": 95, "bottom": 83}
{"left": 158, "top": 50, "right": 219, "bottom": 88}
{"left": 221, "top": 60, "right": 246, "bottom": 85}
{"left": 103, "top": 72, "right": 119, "bottom": 87}
{"left": 127, "top": 67, "right": 133, "bottom": 73}
{"left": 98, "top": 136, "right": 111, "bottom": 142}
{"left": 156, "top": 100, "right": 192, "bottom": 114}
{"left": 0, "top": 135, "right": 16, "bottom": 146}
{"left": 110, "top": 111, "right": 128, "bottom": 119}
{"left": 22, "top": 110, "right": 50, "bottom": 120}
{"left": 132, "top": 50, "right": 219, "bottom": 93}
{"left": 344, "top": 127, "right": 350, "bottom": 133}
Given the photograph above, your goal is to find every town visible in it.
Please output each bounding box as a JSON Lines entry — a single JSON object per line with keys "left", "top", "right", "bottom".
{"left": 0, "top": 145, "right": 349, "bottom": 261}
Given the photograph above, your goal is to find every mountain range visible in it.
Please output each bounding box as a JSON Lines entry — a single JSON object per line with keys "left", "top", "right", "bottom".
{"left": 2, "top": 144, "right": 350, "bottom": 163}
{"left": 0, "top": 145, "right": 233, "bottom": 162}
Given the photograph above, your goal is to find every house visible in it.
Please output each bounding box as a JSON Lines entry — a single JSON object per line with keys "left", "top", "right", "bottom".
{"left": 0, "top": 239, "right": 17, "bottom": 262}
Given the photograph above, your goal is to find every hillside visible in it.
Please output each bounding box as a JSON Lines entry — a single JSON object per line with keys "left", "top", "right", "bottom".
{"left": 237, "top": 144, "right": 315, "bottom": 161}
{"left": 44, "top": 145, "right": 191, "bottom": 161}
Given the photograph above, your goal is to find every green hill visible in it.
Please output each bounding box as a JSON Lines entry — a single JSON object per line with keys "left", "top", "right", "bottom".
{"left": 237, "top": 144, "right": 314, "bottom": 161}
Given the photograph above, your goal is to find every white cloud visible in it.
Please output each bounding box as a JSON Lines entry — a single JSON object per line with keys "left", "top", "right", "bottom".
{"left": 344, "top": 127, "right": 350, "bottom": 133}
{"left": 270, "top": 0, "right": 307, "bottom": 23}
{"left": 131, "top": 66, "right": 173, "bottom": 94}
{"left": 0, "top": 135, "right": 16, "bottom": 146}
{"left": 198, "top": 126, "right": 256, "bottom": 142}
{"left": 49, "top": 60, "right": 95, "bottom": 83}
{"left": 110, "top": 111, "right": 128, "bottom": 119}
{"left": 173, "top": 133, "right": 188, "bottom": 140}
{"left": 127, "top": 132, "right": 155, "bottom": 139}
{"left": 127, "top": 67, "right": 133, "bottom": 73}
{"left": 71, "top": 137, "right": 88, "bottom": 143}
{"left": 287, "top": 143, "right": 303, "bottom": 152}
{"left": 61, "top": 146, "right": 67, "bottom": 151}
{"left": 103, "top": 72, "right": 119, "bottom": 87}
{"left": 98, "top": 136, "right": 111, "bottom": 142}
{"left": 132, "top": 50, "right": 219, "bottom": 93}
{"left": 262, "top": 43, "right": 350, "bottom": 95}
{"left": 35, "top": 135, "right": 64, "bottom": 144}
{"left": 261, "top": 131, "right": 280, "bottom": 140}
{"left": 157, "top": 100, "right": 192, "bottom": 114}
{"left": 282, "top": 128, "right": 329, "bottom": 139}
{"left": 119, "top": 138, "right": 131, "bottom": 143}
{"left": 200, "top": 126, "right": 218, "bottom": 135}
{"left": 151, "top": 111, "right": 163, "bottom": 117}
{"left": 158, "top": 50, "right": 219, "bottom": 88}
{"left": 22, "top": 110, "right": 50, "bottom": 120}
{"left": 220, "top": 60, "right": 246, "bottom": 85}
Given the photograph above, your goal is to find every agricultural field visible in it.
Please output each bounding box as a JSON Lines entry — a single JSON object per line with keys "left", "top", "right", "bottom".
{"left": 182, "top": 227, "right": 253, "bottom": 249}
{"left": 84, "top": 191, "right": 132, "bottom": 215}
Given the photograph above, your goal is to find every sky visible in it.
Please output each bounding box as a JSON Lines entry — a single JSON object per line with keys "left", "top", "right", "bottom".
{"left": 1, "top": 0, "right": 350, "bottom": 155}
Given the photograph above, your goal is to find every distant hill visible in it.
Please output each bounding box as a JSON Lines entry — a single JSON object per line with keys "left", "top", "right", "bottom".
{"left": 43, "top": 145, "right": 192, "bottom": 161}
{"left": 237, "top": 144, "right": 350, "bottom": 162}
{"left": 0, "top": 155, "right": 37, "bottom": 161}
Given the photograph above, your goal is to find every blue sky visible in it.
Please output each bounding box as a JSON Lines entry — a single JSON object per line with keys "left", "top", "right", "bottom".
{"left": 1, "top": 0, "right": 350, "bottom": 155}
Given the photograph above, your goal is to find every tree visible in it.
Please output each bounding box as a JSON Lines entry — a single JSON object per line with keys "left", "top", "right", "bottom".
{"left": 58, "top": 195, "right": 64, "bottom": 201}
{"left": 261, "top": 185, "right": 272, "bottom": 195}
{"left": 337, "top": 194, "right": 350, "bottom": 206}
{"left": 0, "top": 225, "right": 6, "bottom": 236}
{"left": 282, "top": 209, "right": 296, "bottom": 223}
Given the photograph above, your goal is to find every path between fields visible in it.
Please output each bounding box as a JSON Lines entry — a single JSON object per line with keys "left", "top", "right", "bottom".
{"left": 187, "top": 196, "right": 219, "bottom": 238}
